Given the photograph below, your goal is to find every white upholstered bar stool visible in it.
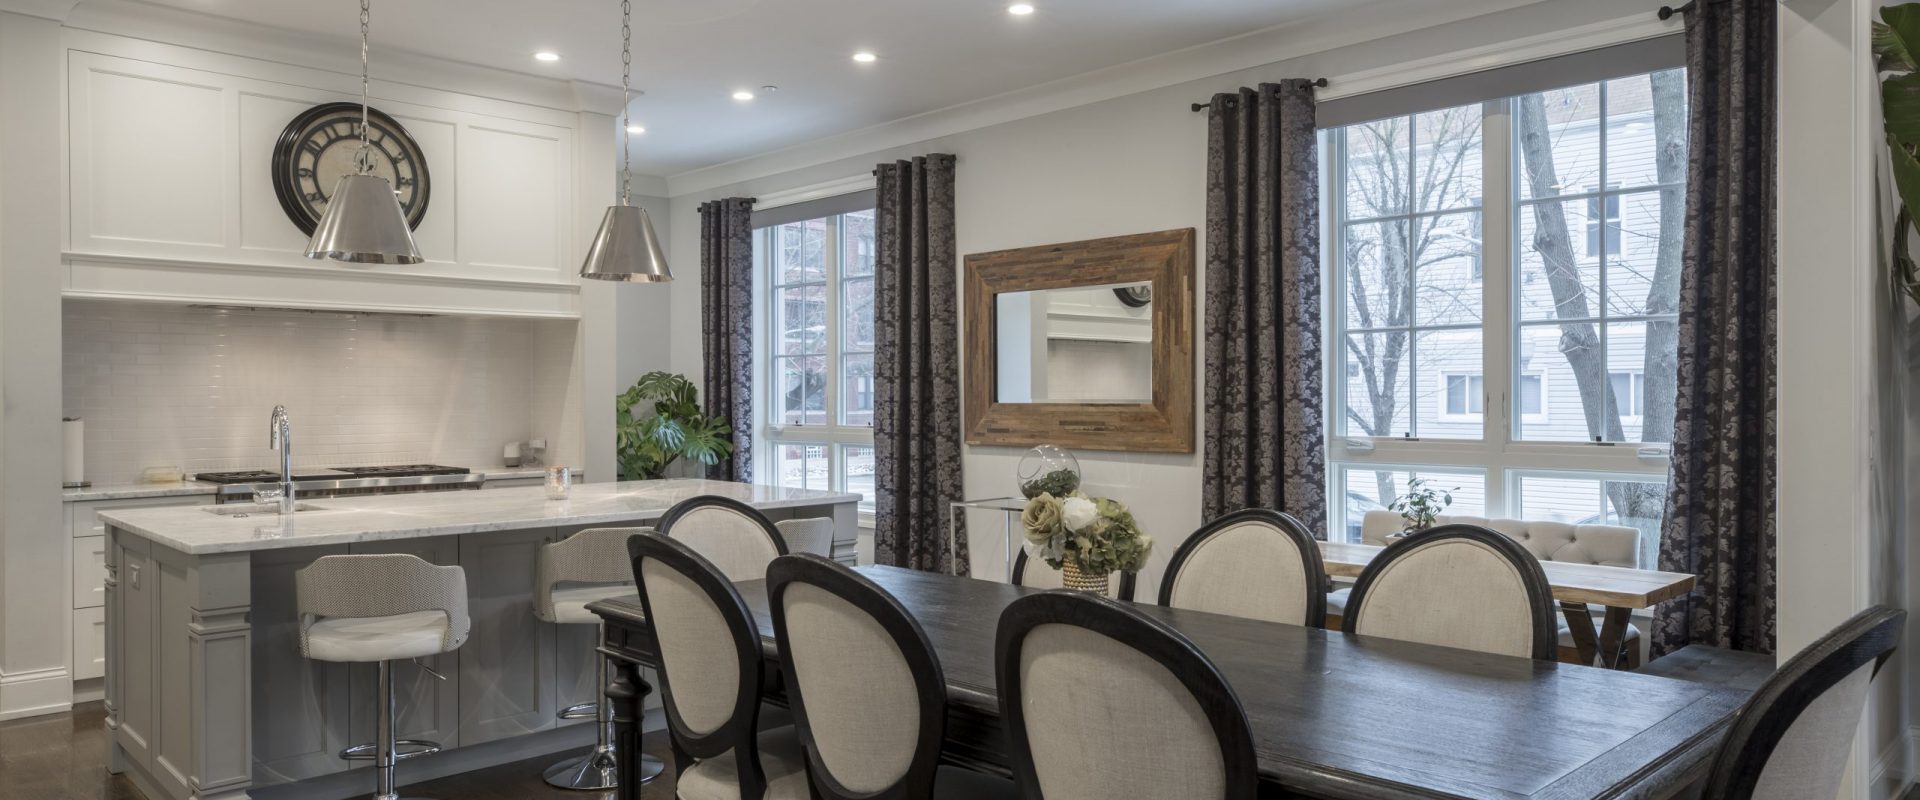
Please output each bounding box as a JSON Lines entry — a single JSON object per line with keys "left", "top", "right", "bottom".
{"left": 772, "top": 517, "right": 834, "bottom": 557}
{"left": 534, "top": 526, "right": 661, "bottom": 790}
{"left": 295, "top": 554, "right": 469, "bottom": 800}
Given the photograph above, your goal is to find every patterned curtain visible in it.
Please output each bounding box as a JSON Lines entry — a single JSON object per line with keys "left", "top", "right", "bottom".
{"left": 1652, "top": 0, "right": 1777, "bottom": 656}
{"left": 700, "top": 198, "right": 754, "bottom": 482}
{"left": 872, "top": 154, "right": 966, "bottom": 574}
{"left": 1200, "top": 81, "right": 1328, "bottom": 535}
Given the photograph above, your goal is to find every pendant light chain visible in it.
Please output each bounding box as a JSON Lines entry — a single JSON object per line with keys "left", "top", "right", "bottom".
{"left": 356, "top": 0, "right": 373, "bottom": 175}
{"left": 620, "top": 0, "right": 633, "bottom": 207}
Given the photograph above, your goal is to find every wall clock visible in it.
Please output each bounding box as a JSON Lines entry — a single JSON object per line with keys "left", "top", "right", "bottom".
{"left": 271, "top": 102, "right": 431, "bottom": 236}
{"left": 1113, "top": 284, "right": 1153, "bottom": 308}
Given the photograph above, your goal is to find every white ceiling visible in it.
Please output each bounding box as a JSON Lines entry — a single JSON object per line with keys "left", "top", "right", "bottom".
{"left": 122, "top": 0, "right": 1369, "bottom": 177}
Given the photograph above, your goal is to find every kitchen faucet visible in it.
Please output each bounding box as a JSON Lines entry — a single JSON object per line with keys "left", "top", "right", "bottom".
{"left": 268, "top": 405, "right": 295, "bottom": 514}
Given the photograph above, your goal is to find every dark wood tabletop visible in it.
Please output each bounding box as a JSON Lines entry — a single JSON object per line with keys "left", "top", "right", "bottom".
{"left": 590, "top": 565, "right": 1751, "bottom": 800}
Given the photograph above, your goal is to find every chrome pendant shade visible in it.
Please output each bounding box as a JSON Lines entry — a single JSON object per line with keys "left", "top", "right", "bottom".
{"left": 306, "top": 174, "right": 423, "bottom": 264}
{"left": 305, "top": 0, "right": 423, "bottom": 265}
{"left": 580, "top": 0, "right": 672, "bottom": 283}
{"left": 580, "top": 206, "right": 670, "bottom": 282}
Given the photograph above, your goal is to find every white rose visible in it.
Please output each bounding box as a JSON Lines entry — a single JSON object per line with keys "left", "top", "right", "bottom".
{"left": 1061, "top": 496, "right": 1098, "bottom": 533}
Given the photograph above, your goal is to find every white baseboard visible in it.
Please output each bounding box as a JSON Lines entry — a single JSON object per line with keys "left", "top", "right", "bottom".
{"left": 1871, "top": 727, "right": 1920, "bottom": 800}
{"left": 0, "top": 666, "right": 74, "bottom": 721}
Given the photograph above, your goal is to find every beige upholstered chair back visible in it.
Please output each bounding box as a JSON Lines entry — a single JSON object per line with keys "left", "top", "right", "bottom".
{"left": 658, "top": 496, "right": 789, "bottom": 582}
{"left": 774, "top": 517, "right": 834, "bottom": 557}
{"left": 534, "top": 527, "right": 644, "bottom": 622}
{"left": 637, "top": 559, "right": 743, "bottom": 736}
{"left": 1359, "top": 510, "right": 1638, "bottom": 567}
{"left": 1343, "top": 525, "right": 1556, "bottom": 660}
{"left": 767, "top": 554, "right": 945, "bottom": 796}
{"left": 997, "top": 592, "right": 1258, "bottom": 800}
{"left": 294, "top": 553, "right": 470, "bottom": 657}
{"left": 1161, "top": 510, "right": 1326, "bottom": 626}
{"left": 1747, "top": 665, "right": 1871, "bottom": 799}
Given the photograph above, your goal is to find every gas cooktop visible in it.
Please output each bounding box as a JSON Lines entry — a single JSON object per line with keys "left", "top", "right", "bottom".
{"left": 195, "top": 465, "right": 470, "bottom": 484}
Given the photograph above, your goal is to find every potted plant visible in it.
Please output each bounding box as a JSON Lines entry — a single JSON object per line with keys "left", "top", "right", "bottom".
{"left": 615, "top": 372, "right": 734, "bottom": 481}
{"left": 1019, "top": 491, "right": 1153, "bottom": 594}
{"left": 1386, "top": 477, "right": 1455, "bottom": 541}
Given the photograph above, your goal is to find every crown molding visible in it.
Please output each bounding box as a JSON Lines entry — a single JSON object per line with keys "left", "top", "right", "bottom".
{"left": 663, "top": 0, "right": 1548, "bottom": 196}
{"left": 0, "top": 0, "right": 77, "bottom": 21}
{"left": 60, "top": 0, "right": 621, "bottom": 115}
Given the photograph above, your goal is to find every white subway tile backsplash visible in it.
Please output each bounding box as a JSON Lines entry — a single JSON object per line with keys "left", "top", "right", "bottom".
{"left": 64, "top": 300, "right": 581, "bottom": 485}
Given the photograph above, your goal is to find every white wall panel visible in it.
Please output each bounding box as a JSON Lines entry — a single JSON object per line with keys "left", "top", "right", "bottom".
{"left": 77, "top": 67, "right": 226, "bottom": 248}
{"left": 458, "top": 124, "right": 565, "bottom": 274}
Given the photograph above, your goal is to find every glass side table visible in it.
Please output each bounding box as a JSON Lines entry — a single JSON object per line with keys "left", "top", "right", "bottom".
{"left": 948, "top": 496, "right": 1029, "bottom": 580}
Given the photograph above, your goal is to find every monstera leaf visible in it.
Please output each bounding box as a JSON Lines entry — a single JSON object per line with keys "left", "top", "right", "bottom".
{"left": 1877, "top": 4, "right": 1920, "bottom": 304}
{"left": 615, "top": 371, "right": 734, "bottom": 480}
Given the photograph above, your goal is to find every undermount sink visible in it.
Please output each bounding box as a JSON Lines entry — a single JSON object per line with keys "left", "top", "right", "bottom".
{"left": 202, "top": 502, "right": 327, "bottom": 517}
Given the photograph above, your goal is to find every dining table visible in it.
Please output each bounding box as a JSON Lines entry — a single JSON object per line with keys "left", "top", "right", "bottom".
{"left": 590, "top": 564, "right": 1753, "bottom": 800}
{"left": 1319, "top": 541, "right": 1697, "bottom": 669}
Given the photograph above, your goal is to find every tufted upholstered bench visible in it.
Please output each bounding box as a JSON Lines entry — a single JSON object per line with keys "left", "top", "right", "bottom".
{"left": 1325, "top": 510, "right": 1644, "bottom": 667}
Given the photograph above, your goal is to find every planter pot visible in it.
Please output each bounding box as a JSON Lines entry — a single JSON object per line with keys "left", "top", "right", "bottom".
{"left": 1060, "top": 560, "right": 1111, "bottom": 594}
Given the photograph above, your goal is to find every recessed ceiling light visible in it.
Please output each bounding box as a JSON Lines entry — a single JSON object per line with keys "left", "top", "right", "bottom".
{"left": 533, "top": 51, "right": 561, "bottom": 62}
{"left": 626, "top": 125, "right": 645, "bottom": 134}
{"left": 852, "top": 51, "right": 877, "bottom": 63}
{"left": 732, "top": 90, "right": 756, "bottom": 101}
{"left": 1007, "top": 3, "right": 1035, "bottom": 15}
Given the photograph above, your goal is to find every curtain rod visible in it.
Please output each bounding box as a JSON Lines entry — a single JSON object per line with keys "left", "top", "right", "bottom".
{"left": 1190, "top": 78, "right": 1328, "bottom": 112}
{"left": 1656, "top": 1, "right": 1693, "bottom": 20}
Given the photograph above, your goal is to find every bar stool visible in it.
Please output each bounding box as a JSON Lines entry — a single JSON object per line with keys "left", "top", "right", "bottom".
{"left": 773, "top": 517, "right": 834, "bottom": 557}
{"left": 295, "top": 554, "right": 469, "bottom": 800}
{"left": 535, "top": 527, "right": 663, "bottom": 790}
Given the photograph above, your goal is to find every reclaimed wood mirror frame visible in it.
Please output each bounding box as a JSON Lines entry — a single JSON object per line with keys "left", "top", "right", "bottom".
{"left": 963, "top": 228, "right": 1195, "bottom": 453}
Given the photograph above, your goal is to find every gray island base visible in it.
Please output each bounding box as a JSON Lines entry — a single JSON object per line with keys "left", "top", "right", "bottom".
{"left": 98, "top": 479, "right": 858, "bottom": 800}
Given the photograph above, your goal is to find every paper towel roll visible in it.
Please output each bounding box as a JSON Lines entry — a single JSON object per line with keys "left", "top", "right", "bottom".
{"left": 63, "top": 418, "right": 85, "bottom": 487}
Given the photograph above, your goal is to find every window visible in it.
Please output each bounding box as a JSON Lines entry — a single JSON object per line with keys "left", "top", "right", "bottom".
{"left": 1327, "top": 64, "right": 1686, "bottom": 567}
{"left": 758, "top": 204, "right": 877, "bottom": 510}
{"left": 1584, "top": 189, "right": 1622, "bottom": 258}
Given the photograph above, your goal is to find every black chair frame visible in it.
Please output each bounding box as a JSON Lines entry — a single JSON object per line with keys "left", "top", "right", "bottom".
{"left": 1701, "top": 605, "right": 1906, "bottom": 800}
{"left": 767, "top": 553, "right": 950, "bottom": 800}
{"left": 1157, "top": 508, "right": 1330, "bottom": 627}
{"left": 994, "top": 590, "right": 1259, "bottom": 800}
{"left": 657, "top": 494, "right": 792, "bottom": 559}
{"left": 627, "top": 532, "right": 775, "bottom": 798}
{"left": 1341, "top": 523, "right": 1558, "bottom": 661}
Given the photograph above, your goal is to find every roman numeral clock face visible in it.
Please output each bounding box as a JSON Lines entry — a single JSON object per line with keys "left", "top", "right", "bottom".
{"left": 271, "top": 102, "right": 431, "bottom": 236}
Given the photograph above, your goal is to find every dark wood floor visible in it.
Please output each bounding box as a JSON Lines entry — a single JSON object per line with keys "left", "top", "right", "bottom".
{"left": 0, "top": 702, "right": 679, "bottom": 800}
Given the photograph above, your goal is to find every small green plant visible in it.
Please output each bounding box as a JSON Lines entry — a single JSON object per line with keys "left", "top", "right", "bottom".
{"left": 1876, "top": 5, "right": 1920, "bottom": 304}
{"left": 1388, "top": 477, "right": 1455, "bottom": 536}
{"left": 615, "top": 372, "right": 734, "bottom": 481}
{"left": 1019, "top": 468, "right": 1080, "bottom": 499}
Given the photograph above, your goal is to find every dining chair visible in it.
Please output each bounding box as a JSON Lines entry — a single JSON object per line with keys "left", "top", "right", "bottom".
{"left": 657, "top": 494, "right": 791, "bottom": 582}
{"left": 995, "top": 590, "right": 1259, "bottom": 800}
{"left": 1158, "top": 509, "right": 1328, "bottom": 626}
{"left": 1700, "top": 605, "right": 1905, "bottom": 800}
{"left": 1010, "top": 549, "right": 1137, "bottom": 601}
{"left": 627, "top": 532, "right": 808, "bottom": 800}
{"left": 1341, "top": 523, "right": 1557, "bottom": 661}
{"left": 766, "top": 554, "right": 1017, "bottom": 799}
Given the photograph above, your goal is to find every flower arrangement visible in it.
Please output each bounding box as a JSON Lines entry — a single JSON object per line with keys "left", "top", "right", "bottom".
{"left": 1019, "top": 491, "right": 1153, "bottom": 578}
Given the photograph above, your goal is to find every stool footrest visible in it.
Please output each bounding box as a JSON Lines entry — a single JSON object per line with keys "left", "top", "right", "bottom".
{"left": 557, "top": 702, "right": 598, "bottom": 721}
{"left": 339, "top": 739, "right": 443, "bottom": 762}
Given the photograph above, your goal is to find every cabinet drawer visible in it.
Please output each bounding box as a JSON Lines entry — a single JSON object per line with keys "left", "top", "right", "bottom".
{"left": 73, "top": 606, "right": 105, "bottom": 681}
{"left": 73, "top": 536, "right": 106, "bottom": 609}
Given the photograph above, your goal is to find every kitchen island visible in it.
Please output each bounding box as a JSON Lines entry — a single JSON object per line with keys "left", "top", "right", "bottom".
{"left": 97, "top": 479, "right": 859, "bottom": 800}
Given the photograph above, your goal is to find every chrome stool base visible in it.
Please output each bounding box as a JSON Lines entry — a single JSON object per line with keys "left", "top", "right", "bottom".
{"left": 543, "top": 747, "right": 663, "bottom": 790}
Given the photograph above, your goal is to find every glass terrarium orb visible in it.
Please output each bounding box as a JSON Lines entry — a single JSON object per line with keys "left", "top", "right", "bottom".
{"left": 1017, "top": 445, "right": 1082, "bottom": 499}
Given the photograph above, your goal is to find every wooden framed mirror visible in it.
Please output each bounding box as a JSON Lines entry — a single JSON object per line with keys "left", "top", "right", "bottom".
{"left": 963, "top": 228, "right": 1194, "bottom": 453}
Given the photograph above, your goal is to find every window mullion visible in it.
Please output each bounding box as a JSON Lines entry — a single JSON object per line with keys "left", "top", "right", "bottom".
{"left": 1479, "top": 97, "right": 1512, "bottom": 518}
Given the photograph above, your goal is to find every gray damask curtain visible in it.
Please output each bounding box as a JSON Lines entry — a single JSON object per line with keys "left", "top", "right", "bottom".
{"left": 872, "top": 154, "right": 966, "bottom": 574}
{"left": 700, "top": 197, "right": 754, "bottom": 482}
{"left": 1653, "top": 0, "right": 1777, "bottom": 656}
{"left": 1201, "top": 81, "right": 1328, "bottom": 534}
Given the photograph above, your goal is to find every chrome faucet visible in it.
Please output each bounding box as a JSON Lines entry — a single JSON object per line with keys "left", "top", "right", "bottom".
{"left": 268, "top": 405, "right": 295, "bottom": 514}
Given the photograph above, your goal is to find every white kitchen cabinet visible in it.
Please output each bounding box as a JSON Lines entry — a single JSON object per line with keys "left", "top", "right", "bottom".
{"left": 73, "top": 606, "right": 106, "bottom": 681}
{"left": 73, "top": 536, "right": 106, "bottom": 609}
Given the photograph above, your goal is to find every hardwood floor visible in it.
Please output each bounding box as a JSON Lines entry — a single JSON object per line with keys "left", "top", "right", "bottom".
{"left": 0, "top": 702, "right": 679, "bottom": 800}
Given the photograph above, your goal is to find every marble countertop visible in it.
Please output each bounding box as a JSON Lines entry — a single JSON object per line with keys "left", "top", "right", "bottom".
{"left": 99, "top": 479, "right": 859, "bottom": 555}
{"left": 62, "top": 465, "right": 579, "bottom": 503}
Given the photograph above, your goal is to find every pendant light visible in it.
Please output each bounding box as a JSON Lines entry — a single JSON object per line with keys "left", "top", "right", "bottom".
{"left": 305, "top": 0, "right": 423, "bottom": 265}
{"left": 580, "top": 0, "right": 671, "bottom": 282}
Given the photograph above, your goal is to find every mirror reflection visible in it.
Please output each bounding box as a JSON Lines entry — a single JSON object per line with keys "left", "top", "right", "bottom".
{"left": 995, "top": 281, "right": 1154, "bottom": 404}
